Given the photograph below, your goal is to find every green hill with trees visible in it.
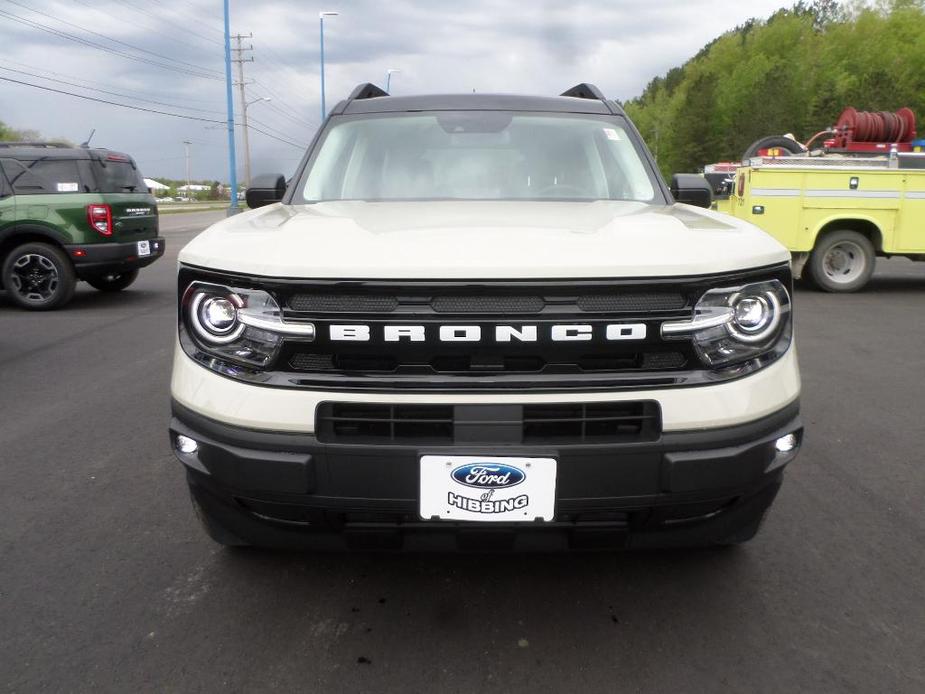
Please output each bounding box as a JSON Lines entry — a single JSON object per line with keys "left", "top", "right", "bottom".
{"left": 625, "top": 0, "right": 925, "bottom": 176}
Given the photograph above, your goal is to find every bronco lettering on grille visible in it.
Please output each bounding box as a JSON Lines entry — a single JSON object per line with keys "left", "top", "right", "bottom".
{"left": 329, "top": 323, "right": 647, "bottom": 342}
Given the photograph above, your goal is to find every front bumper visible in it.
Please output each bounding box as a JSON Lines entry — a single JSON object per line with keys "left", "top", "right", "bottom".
{"left": 170, "top": 399, "right": 802, "bottom": 551}
{"left": 65, "top": 237, "right": 166, "bottom": 274}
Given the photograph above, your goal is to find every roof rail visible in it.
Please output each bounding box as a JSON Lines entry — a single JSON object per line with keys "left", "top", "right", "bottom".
{"left": 0, "top": 141, "right": 72, "bottom": 149}
{"left": 560, "top": 83, "right": 606, "bottom": 101}
{"left": 346, "top": 82, "right": 389, "bottom": 101}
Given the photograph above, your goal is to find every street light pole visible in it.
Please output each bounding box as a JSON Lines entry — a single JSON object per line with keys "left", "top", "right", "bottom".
{"left": 241, "top": 97, "right": 270, "bottom": 189}
{"left": 183, "top": 140, "right": 192, "bottom": 202}
{"left": 386, "top": 68, "right": 400, "bottom": 93}
{"left": 319, "top": 11, "right": 338, "bottom": 121}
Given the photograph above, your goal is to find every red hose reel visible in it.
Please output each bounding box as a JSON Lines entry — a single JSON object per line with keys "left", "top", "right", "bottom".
{"left": 831, "top": 107, "right": 917, "bottom": 151}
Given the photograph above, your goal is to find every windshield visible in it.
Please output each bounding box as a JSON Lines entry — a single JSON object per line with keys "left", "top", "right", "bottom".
{"left": 93, "top": 158, "right": 146, "bottom": 193}
{"left": 300, "top": 112, "right": 658, "bottom": 203}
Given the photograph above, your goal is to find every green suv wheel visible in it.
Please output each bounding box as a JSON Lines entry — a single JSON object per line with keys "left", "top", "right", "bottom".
{"left": 86, "top": 269, "right": 139, "bottom": 292}
{"left": 2, "top": 242, "right": 76, "bottom": 310}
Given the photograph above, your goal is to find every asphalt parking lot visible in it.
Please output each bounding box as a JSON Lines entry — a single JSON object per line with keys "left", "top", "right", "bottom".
{"left": 1, "top": 210, "right": 923, "bottom": 693}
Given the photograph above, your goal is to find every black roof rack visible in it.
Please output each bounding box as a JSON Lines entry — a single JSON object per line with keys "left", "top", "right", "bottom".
{"left": 0, "top": 141, "right": 72, "bottom": 149}
{"left": 335, "top": 83, "right": 624, "bottom": 117}
{"left": 347, "top": 82, "right": 389, "bottom": 101}
{"left": 560, "top": 83, "right": 606, "bottom": 101}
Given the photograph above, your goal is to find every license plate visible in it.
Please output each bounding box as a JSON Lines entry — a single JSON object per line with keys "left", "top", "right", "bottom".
{"left": 137, "top": 240, "right": 151, "bottom": 257}
{"left": 420, "top": 455, "right": 557, "bottom": 522}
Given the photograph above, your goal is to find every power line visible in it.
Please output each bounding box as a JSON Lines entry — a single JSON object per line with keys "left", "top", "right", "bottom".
{"left": 251, "top": 80, "right": 317, "bottom": 128}
{"left": 0, "top": 74, "right": 224, "bottom": 122}
{"left": 2, "top": 0, "right": 223, "bottom": 77}
{"left": 146, "top": 0, "right": 226, "bottom": 39}
{"left": 250, "top": 82, "right": 317, "bottom": 130}
{"left": 246, "top": 123, "right": 307, "bottom": 150}
{"left": 68, "top": 0, "right": 221, "bottom": 56}
{"left": 0, "top": 64, "right": 225, "bottom": 115}
{"left": 0, "top": 56, "right": 222, "bottom": 105}
{"left": 247, "top": 117, "right": 309, "bottom": 148}
{"left": 0, "top": 74, "right": 308, "bottom": 149}
{"left": 111, "top": 0, "right": 225, "bottom": 47}
{"left": 0, "top": 7, "right": 222, "bottom": 80}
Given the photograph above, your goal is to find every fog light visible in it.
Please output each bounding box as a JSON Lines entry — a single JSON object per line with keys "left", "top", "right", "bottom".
{"left": 176, "top": 435, "right": 198, "bottom": 454}
{"left": 775, "top": 433, "right": 798, "bottom": 453}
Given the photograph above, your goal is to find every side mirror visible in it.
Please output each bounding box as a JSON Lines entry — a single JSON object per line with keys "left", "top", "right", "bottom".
{"left": 670, "top": 174, "right": 713, "bottom": 209}
{"left": 245, "top": 174, "right": 287, "bottom": 209}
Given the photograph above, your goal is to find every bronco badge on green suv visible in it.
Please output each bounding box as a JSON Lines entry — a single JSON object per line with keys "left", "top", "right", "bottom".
{"left": 0, "top": 142, "right": 165, "bottom": 310}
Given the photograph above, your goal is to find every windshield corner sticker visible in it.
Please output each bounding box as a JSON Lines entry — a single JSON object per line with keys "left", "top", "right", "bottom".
{"left": 57, "top": 182, "right": 79, "bottom": 192}
{"left": 603, "top": 127, "right": 622, "bottom": 141}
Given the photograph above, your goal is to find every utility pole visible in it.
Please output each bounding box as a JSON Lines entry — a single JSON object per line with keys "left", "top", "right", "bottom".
{"left": 231, "top": 33, "right": 254, "bottom": 189}
{"left": 183, "top": 140, "right": 192, "bottom": 201}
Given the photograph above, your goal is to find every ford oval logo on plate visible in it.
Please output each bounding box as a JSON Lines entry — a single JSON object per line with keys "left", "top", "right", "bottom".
{"left": 451, "top": 463, "right": 525, "bottom": 489}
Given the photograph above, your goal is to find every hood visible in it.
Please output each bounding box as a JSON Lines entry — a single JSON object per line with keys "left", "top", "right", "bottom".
{"left": 178, "top": 200, "right": 790, "bottom": 279}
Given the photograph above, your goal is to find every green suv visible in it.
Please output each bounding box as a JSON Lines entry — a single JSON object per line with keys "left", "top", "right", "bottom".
{"left": 0, "top": 142, "right": 165, "bottom": 310}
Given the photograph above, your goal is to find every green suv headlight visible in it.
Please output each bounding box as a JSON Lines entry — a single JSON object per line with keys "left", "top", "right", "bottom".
{"left": 182, "top": 282, "right": 314, "bottom": 370}
{"left": 661, "top": 279, "right": 792, "bottom": 369}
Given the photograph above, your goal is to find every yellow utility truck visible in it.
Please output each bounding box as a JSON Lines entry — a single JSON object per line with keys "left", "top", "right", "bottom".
{"left": 719, "top": 154, "right": 925, "bottom": 292}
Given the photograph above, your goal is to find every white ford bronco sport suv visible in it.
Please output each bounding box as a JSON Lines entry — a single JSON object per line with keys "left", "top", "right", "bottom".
{"left": 170, "top": 83, "right": 802, "bottom": 551}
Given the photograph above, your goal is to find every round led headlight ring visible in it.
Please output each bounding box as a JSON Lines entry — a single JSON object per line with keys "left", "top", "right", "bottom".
{"left": 733, "top": 296, "right": 771, "bottom": 332}
{"left": 728, "top": 290, "right": 781, "bottom": 343}
{"left": 189, "top": 290, "right": 245, "bottom": 344}
{"left": 200, "top": 297, "right": 237, "bottom": 334}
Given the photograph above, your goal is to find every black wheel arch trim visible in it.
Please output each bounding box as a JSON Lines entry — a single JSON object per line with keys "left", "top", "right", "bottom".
{"left": 0, "top": 222, "right": 72, "bottom": 251}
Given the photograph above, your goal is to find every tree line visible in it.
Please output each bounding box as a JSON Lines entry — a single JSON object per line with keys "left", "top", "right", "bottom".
{"left": 625, "top": 0, "right": 925, "bottom": 175}
{"left": 0, "top": 120, "right": 71, "bottom": 145}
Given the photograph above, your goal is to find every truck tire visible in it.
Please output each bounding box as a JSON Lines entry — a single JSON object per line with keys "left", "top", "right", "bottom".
{"left": 807, "top": 230, "right": 876, "bottom": 293}
{"left": 742, "top": 135, "right": 804, "bottom": 160}
{"left": 86, "top": 269, "right": 139, "bottom": 292}
{"left": 1, "top": 242, "right": 77, "bottom": 310}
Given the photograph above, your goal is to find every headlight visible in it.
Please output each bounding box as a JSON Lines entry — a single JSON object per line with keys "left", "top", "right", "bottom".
{"left": 182, "top": 282, "right": 314, "bottom": 370}
{"left": 661, "top": 279, "right": 791, "bottom": 369}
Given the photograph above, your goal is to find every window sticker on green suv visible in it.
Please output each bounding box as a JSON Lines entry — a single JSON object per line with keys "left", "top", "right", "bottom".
{"left": 0, "top": 158, "right": 84, "bottom": 195}
{"left": 0, "top": 156, "right": 146, "bottom": 195}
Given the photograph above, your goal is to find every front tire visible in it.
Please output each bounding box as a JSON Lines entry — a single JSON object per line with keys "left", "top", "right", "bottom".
{"left": 1, "top": 242, "right": 77, "bottom": 310}
{"left": 85, "top": 269, "right": 139, "bottom": 292}
{"left": 807, "top": 230, "right": 876, "bottom": 293}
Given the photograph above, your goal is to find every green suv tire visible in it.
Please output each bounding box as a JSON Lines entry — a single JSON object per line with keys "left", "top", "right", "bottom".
{"left": 2, "top": 241, "right": 77, "bottom": 310}
{"left": 85, "top": 268, "right": 139, "bottom": 292}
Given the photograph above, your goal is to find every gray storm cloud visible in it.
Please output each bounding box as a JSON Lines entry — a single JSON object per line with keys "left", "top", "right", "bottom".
{"left": 2, "top": 0, "right": 785, "bottom": 180}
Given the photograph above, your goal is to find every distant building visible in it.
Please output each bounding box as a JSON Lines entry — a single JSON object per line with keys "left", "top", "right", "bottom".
{"left": 177, "top": 184, "right": 211, "bottom": 193}
{"left": 144, "top": 178, "right": 169, "bottom": 193}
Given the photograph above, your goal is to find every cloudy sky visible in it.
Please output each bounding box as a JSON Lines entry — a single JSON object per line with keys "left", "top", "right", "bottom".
{"left": 2, "top": 0, "right": 786, "bottom": 182}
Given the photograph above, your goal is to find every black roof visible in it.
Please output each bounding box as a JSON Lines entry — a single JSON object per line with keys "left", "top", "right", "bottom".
{"left": 333, "top": 83, "right": 625, "bottom": 117}
{"left": 0, "top": 143, "right": 132, "bottom": 161}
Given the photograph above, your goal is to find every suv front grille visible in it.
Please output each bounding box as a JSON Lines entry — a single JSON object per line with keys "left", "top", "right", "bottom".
{"left": 178, "top": 265, "right": 792, "bottom": 392}
{"left": 576, "top": 292, "right": 686, "bottom": 312}
{"left": 288, "top": 294, "right": 400, "bottom": 313}
{"left": 272, "top": 277, "right": 708, "bottom": 391}
{"left": 288, "top": 291, "right": 686, "bottom": 315}
{"left": 291, "top": 350, "right": 687, "bottom": 374}
{"left": 316, "top": 401, "right": 661, "bottom": 445}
